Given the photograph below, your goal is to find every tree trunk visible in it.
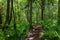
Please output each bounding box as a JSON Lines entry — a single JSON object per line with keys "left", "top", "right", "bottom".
{"left": 41, "top": 0, "right": 45, "bottom": 28}
{"left": 29, "top": 0, "right": 33, "bottom": 30}
{"left": 8, "top": 0, "right": 13, "bottom": 25}
{"left": 5, "top": 0, "right": 10, "bottom": 24}
{"left": 41, "top": 0, "right": 45, "bottom": 20}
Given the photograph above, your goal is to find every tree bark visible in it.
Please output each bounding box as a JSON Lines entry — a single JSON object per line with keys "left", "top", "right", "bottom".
{"left": 5, "top": 0, "right": 10, "bottom": 24}
{"left": 29, "top": 0, "right": 33, "bottom": 30}
{"left": 41, "top": 0, "right": 45, "bottom": 20}
{"left": 8, "top": 0, "right": 13, "bottom": 25}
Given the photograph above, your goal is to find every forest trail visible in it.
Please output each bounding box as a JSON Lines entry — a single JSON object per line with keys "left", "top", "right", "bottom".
{"left": 25, "top": 24, "right": 44, "bottom": 40}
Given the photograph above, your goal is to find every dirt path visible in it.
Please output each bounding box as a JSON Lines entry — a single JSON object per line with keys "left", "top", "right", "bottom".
{"left": 25, "top": 24, "right": 44, "bottom": 40}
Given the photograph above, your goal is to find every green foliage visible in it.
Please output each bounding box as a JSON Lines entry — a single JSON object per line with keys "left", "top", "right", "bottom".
{"left": 0, "top": 0, "right": 59, "bottom": 40}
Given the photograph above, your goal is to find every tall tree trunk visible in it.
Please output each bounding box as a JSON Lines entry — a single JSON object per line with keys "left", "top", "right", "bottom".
{"left": 29, "top": 0, "right": 33, "bottom": 30}
{"left": 41, "top": 0, "right": 45, "bottom": 20}
{"left": 41, "top": 0, "right": 45, "bottom": 28}
{"left": 3, "top": 0, "right": 10, "bottom": 39}
{"left": 5, "top": 0, "right": 10, "bottom": 24}
{"left": 3, "top": 0, "right": 10, "bottom": 31}
{"left": 8, "top": 0, "right": 13, "bottom": 24}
